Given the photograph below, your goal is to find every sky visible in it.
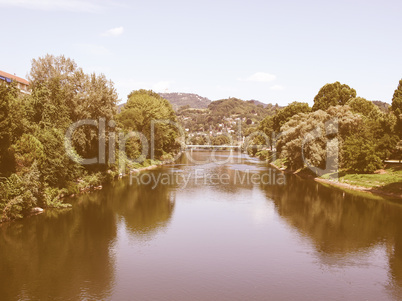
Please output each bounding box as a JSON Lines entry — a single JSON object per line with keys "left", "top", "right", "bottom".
{"left": 1, "top": 0, "right": 401, "bottom": 106}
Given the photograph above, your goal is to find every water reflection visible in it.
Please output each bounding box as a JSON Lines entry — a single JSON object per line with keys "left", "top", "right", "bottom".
{"left": 261, "top": 172, "right": 402, "bottom": 296}
{"left": 167, "top": 150, "right": 285, "bottom": 193}
{"left": 1, "top": 151, "right": 401, "bottom": 300}
{"left": 0, "top": 171, "right": 177, "bottom": 300}
{"left": 107, "top": 176, "right": 176, "bottom": 238}
{"left": 0, "top": 193, "right": 117, "bottom": 300}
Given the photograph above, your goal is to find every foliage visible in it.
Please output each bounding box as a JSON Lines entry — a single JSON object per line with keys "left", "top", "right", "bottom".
{"left": 211, "top": 135, "right": 231, "bottom": 145}
{"left": 0, "top": 162, "right": 41, "bottom": 221}
{"left": 273, "top": 101, "right": 311, "bottom": 132}
{"left": 347, "top": 97, "right": 378, "bottom": 117}
{"left": 188, "top": 135, "right": 208, "bottom": 145}
{"left": 255, "top": 149, "right": 272, "bottom": 161}
{"left": 0, "top": 82, "right": 19, "bottom": 176}
{"left": 392, "top": 79, "right": 402, "bottom": 138}
{"left": 253, "top": 115, "right": 274, "bottom": 146}
{"left": 277, "top": 106, "right": 361, "bottom": 171}
{"left": 43, "top": 186, "right": 71, "bottom": 208}
{"left": 312, "top": 81, "right": 356, "bottom": 111}
{"left": 117, "top": 90, "right": 181, "bottom": 160}
{"left": 276, "top": 103, "right": 398, "bottom": 173}
{"left": 77, "top": 172, "right": 103, "bottom": 191}
{"left": 342, "top": 133, "right": 383, "bottom": 173}
{"left": 0, "top": 55, "right": 121, "bottom": 221}
{"left": 249, "top": 102, "right": 311, "bottom": 154}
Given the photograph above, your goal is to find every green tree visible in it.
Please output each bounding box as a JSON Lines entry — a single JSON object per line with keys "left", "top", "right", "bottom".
{"left": 347, "top": 97, "right": 399, "bottom": 160}
{"left": 312, "top": 81, "right": 356, "bottom": 111}
{"left": 249, "top": 102, "right": 310, "bottom": 157}
{"left": 392, "top": 79, "right": 402, "bottom": 138}
{"left": 273, "top": 101, "right": 311, "bottom": 132}
{"left": 28, "top": 55, "right": 118, "bottom": 162}
{"left": 0, "top": 82, "right": 18, "bottom": 176}
{"left": 343, "top": 132, "right": 383, "bottom": 173}
{"left": 278, "top": 106, "right": 362, "bottom": 171}
{"left": 347, "top": 97, "right": 377, "bottom": 117}
{"left": 117, "top": 90, "right": 181, "bottom": 160}
{"left": 1, "top": 54, "right": 119, "bottom": 220}
{"left": 0, "top": 162, "right": 41, "bottom": 221}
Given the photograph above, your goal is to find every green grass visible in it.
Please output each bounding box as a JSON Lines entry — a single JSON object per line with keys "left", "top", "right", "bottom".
{"left": 322, "top": 164, "right": 402, "bottom": 195}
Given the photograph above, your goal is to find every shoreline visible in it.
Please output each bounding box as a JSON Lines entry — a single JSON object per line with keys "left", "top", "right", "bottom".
{"left": 269, "top": 162, "right": 402, "bottom": 200}
{"left": 0, "top": 157, "right": 177, "bottom": 224}
{"left": 314, "top": 177, "right": 402, "bottom": 200}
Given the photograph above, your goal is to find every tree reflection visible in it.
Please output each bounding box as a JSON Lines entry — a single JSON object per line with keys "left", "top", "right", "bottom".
{"left": 0, "top": 192, "right": 117, "bottom": 301}
{"left": 261, "top": 173, "right": 402, "bottom": 293}
{"left": 0, "top": 169, "right": 177, "bottom": 300}
{"left": 107, "top": 174, "right": 176, "bottom": 237}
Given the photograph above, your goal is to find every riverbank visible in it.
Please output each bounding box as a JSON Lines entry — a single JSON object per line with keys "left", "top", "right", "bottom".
{"left": 129, "top": 159, "right": 173, "bottom": 174}
{"left": 269, "top": 160, "right": 402, "bottom": 200}
{"left": 0, "top": 156, "right": 178, "bottom": 224}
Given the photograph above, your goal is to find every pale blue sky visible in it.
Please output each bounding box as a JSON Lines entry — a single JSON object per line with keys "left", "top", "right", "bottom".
{"left": 1, "top": 0, "right": 401, "bottom": 105}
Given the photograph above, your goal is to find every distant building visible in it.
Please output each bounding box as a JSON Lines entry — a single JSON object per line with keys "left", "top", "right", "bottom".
{"left": 0, "top": 70, "right": 30, "bottom": 94}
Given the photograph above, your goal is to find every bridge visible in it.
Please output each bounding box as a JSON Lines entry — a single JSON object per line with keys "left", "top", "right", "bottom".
{"left": 185, "top": 144, "right": 242, "bottom": 150}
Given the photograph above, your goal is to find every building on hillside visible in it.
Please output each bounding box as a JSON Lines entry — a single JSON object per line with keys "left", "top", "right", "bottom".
{"left": 0, "top": 70, "right": 30, "bottom": 94}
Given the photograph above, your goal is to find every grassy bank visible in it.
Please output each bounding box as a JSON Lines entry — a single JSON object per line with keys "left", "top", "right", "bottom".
{"left": 268, "top": 159, "right": 402, "bottom": 199}
{"left": 320, "top": 164, "right": 402, "bottom": 197}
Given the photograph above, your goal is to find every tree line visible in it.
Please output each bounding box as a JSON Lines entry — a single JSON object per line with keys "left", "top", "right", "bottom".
{"left": 0, "top": 55, "right": 181, "bottom": 221}
{"left": 253, "top": 81, "right": 402, "bottom": 173}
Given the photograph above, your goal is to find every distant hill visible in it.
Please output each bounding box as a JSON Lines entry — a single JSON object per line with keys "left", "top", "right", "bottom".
{"left": 247, "top": 99, "right": 269, "bottom": 108}
{"left": 117, "top": 92, "right": 279, "bottom": 115}
{"left": 208, "top": 97, "right": 276, "bottom": 117}
{"left": 158, "top": 92, "right": 211, "bottom": 110}
{"left": 371, "top": 100, "right": 390, "bottom": 112}
{"left": 176, "top": 97, "right": 281, "bottom": 135}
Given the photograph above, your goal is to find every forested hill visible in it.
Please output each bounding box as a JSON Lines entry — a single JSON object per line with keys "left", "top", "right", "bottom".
{"left": 177, "top": 97, "right": 281, "bottom": 135}
{"left": 118, "top": 92, "right": 275, "bottom": 113}
{"left": 247, "top": 99, "right": 269, "bottom": 107}
{"left": 158, "top": 92, "right": 211, "bottom": 109}
{"left": 207, "top": 97, "right": 278, "bottom": 116}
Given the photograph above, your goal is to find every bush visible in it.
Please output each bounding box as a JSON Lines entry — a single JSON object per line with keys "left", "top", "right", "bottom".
{"left": 43, "top": 186, "right": 71, "bottom": 208}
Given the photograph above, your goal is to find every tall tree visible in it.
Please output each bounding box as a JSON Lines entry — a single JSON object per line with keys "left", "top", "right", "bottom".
{"left": 0, "top": 83, "right": 17, "bottom": 176}
{"left": 312, "top": 81, "right": 356, "bottom": 111}
{"left": 117, "top": 90, "right": 180, "bottom": 160}
{"left": 27, "top": 54, "right": 118, "bottom": 163}
{"left": 392, "top": 79, "right": 402, "bottom": 138}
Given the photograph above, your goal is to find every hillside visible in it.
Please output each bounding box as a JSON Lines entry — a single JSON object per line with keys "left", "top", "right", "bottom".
{"left": 158, "top": 92, "right": 211, "bottom": 110}
{"left": 372, "top": 100, "right": 390, "bottom": 112}
{"left": 247, "top": 99, "right": 269, "bottom": 107}
{"left": 178, "top": 97, "right": 281, "bottom": 138}
{"left": 208, "top": 98, "right": 276, "bottom": 117}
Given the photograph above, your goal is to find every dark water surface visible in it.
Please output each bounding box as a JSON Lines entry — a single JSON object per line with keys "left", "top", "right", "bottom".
{"left": 1, "top": 151, "right": 402, "bottom": 300}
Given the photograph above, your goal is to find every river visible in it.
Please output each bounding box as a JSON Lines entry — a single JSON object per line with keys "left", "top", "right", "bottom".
{"left": 1, "top": 151, "right": 402, "bottom": 300}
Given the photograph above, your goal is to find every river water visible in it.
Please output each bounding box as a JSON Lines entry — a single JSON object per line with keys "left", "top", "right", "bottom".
{"left": 1, "top": 151, "right": 402, "bottom": 300}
